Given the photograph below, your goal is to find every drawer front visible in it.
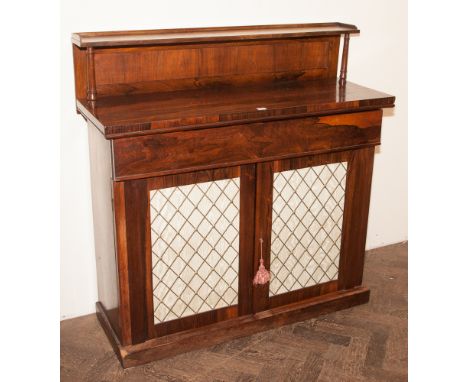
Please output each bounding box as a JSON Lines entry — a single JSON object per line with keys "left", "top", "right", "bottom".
{"left": 112, "top": 110, "right": 382, "bottom": 180}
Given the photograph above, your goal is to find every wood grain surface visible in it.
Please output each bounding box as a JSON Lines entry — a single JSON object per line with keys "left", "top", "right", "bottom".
{"left": 112, "top": 110, "right": 382, "bottom": 180}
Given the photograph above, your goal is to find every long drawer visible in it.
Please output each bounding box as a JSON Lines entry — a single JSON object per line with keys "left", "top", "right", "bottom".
{"left": 112, "top": 110, "right": 382, "bottom": 180}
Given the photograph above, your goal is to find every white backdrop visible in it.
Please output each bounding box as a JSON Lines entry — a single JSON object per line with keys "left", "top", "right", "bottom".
{"left": 60, "top": 0, "right": 407, "bottom": 319}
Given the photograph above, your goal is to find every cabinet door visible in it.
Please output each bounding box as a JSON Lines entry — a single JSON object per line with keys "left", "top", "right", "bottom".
{"left": 147, "top": 165, "right": 255, "bottom": 337}
{"left": 253, "top": 149, "right": 374, "bottom": 312}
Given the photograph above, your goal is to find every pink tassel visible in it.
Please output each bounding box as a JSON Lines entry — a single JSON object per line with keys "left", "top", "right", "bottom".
{"left": 253, "top": 238, "right": 270, "bottom": 286}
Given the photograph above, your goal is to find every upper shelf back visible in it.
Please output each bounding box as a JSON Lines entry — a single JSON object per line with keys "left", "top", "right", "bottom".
{"left": 72, "top": 23, "right": 358, "bottom": 100}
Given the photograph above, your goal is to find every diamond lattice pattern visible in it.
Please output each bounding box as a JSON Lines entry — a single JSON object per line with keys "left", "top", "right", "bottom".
{"left": 269, "top": 162, "right": 347, "bottom": 297}
{"left": 150, "top": 178, "right": 240, "bottom": 324}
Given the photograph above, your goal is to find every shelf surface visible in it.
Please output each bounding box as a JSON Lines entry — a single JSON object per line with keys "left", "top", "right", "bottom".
{"left": 77, "top": 79, "right": 395, "bottom": 138}
{"left": 72, "top": 22, "right": 359, "bottom": 48}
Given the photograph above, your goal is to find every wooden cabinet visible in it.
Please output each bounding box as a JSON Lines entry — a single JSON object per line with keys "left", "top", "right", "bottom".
{"left": 72, "top": 23, "right": 395, "bottom": 367}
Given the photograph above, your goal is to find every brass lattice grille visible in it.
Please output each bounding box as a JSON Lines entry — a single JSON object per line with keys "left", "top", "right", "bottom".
{"left": 150, "top": 178, "right": 240, "bottom": 324}
{"left": 269, "top": 162, "right": 347, "bottom": 296}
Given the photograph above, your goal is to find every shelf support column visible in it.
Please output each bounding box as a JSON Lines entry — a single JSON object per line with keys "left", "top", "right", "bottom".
{"left": 86, "top": 47, "right": 97, "bottom": 102}
{"left": 339, "top": 33, "right": 350, "bottom": 87}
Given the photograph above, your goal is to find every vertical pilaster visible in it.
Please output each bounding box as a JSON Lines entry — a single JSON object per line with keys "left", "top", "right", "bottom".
{"left": 252, "top": 162, "right": 273, "bottom": 313}
{"left": 114, "top": 179, "right": 151, "bottom": 345}
{"left": 238, "top": 164, "right": 256, "bottom": 316}
{"left": 338, "top": 147, "right": 375, "bottom": 290}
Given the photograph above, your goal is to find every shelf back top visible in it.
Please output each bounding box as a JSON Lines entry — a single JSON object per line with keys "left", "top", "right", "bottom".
{"left": 72, "top": 22, "right": 359, "bottom": 48}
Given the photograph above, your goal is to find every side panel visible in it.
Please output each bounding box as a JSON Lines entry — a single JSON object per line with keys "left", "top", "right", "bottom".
{"left": 87, "top": 122, "right": 120, "bottom": 338}
{"left": 72, "top": 44, "right": 87, "bottom": 100}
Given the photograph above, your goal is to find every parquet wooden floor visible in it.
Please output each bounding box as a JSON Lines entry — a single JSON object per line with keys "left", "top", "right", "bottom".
{"left": 61, "top": 242, "right": 407, "bottom": 381}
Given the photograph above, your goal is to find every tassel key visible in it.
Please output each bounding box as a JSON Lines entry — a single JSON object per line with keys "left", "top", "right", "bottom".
{"left": 253, "top": 238, "right": 270, "bottom": 285}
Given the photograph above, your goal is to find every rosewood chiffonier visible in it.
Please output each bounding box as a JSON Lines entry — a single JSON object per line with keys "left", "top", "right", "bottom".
{"left": 71, "top": 23, "right": 395, "bottom": 368}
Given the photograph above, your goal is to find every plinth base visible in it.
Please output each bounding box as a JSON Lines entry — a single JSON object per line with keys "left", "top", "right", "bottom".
{"left": 96, "top": 286, "right": 370, "bottom": 368}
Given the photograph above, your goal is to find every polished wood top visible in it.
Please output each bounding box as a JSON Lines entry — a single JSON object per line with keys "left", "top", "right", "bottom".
{"left": 72, "top": 23, "right": 359, "bottom": 48}
{"left": 77, "top": 79, "right": 394, "bottom": 138}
